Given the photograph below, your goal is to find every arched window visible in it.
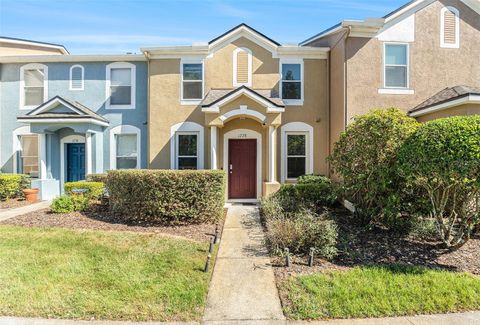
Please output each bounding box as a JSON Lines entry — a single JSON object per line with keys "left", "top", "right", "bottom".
{"left": 69, "top": 64, "right": 84, "bottom": 90}
{"left": 109, "top": 125, "right": 141, "bottom": 169}
{"left": 233, "top": 47, "right": 252, "bottom": 87}
{"left": 170, "top": 122, "right": 204, "bottom": 169}
{"left": 441, "top": 6, "right": 460, "bottom": 48}
{"left": 280, "top": 122, "right": 314, "bottom": 182}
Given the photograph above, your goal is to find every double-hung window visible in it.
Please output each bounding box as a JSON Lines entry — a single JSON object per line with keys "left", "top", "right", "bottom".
{"left": 19, "top": 135, "right": 39, "bottom": 178}
{"left": 176, "top": 133, "right": 198, "bottom": 169}
{"left": 23, "top": 67, "right": 46, "bottom": 108}
{"left": 281, "top": 62, "right": 303, "bottom": 104}
{"left": 286, "top": 133, "right": 306, "bottom": 179}
{"left": 115, "top": 134, "right": 138, "bottom": 169}
{"left": 384, "top": 44, "right": 409, "bottom": 88}
{"left": 106, "top": 62, "right": 135, "bottom": 109}
{"left": 181, "top": 62, "right": 203, "bottom": 103}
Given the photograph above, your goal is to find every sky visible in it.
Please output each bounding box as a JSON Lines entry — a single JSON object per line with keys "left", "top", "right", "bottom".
{"left": 0, "top": 0, "right": 407, "bottom": 54}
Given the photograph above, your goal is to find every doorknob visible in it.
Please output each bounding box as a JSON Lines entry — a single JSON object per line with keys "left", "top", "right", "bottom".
{"left": 229, "top": 164, "right": 233, "bottom": 174}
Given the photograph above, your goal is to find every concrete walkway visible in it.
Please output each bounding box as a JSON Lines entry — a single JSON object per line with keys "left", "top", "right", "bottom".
{"left": 203, "top": 205, "right": 285, "bottom": 323}
{"left": 0, "top": 200, "right": 51, "bottom": 222}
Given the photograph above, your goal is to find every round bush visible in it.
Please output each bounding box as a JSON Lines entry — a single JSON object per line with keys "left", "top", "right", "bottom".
{"left": 329, "top": 108, "right": 419, "bottom": 223}
{"left": 397, "top": 115, "right": 480, "bottom": 247}
{"left": 64, "top": 181, "right": 104, "bottom": 200}
{"left": 50, "top": 195, "right": 90, "bottom": 214}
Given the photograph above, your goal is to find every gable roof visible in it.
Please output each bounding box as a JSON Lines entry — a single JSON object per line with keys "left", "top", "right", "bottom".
{"left": 209, "top": 23, "right": 281, "bottom": 47}
{"left": 409, "top": 85, "right": 480, "bottom": 117}
{"left": 0, "top": 36, "right": 69, "bottom": 55}
{"left": 300, "top": 0, "right": 480, "bottom": 45}
{"left": 18, "top": 96, "right": 109, "bottom": 126}
{"left": 201, "top": 86, "right": 285, "bottom": 113}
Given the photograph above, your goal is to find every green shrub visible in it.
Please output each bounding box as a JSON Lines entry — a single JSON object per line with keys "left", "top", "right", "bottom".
{"left": 275, "top": 183, "right": 337, "bottom": 212}
{"left": 264, "top": 209, "right": 338, "bottom": 259}
{"left": 328, "top": 108, "right": 420, "bottom": 224}
{"left": 86, "top": 173, "right": 107, "bottom": 183}
{"left": 409, "top": 218, "right": 439, "bottom": 241}
{"left": 50, "top": 195, "right": 89, "bottom": 213}
{"left": 106, "top": 169, "right": 226, "bottom": 224}
{"left": 397, "top": 116, "right": 480, "bottom": 247}
{"left": 64, "top": 181, "right": 104, "bottom": 200}
{"left": 297, "top": 174, "right": 331, "bottom": 185}
{"left": 0, "top": 174, "right": 31, "bottom": 200}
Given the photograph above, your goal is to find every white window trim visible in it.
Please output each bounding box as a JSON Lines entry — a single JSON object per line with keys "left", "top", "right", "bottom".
{"left": 440, "top": 6, "right": 460, "bottom": 49}
{"left": 176, "top": 132, "right": 200, "bottom": 169}
{"left": 233, "top": 47, "right": 252, "bottom": 87}
{"left": 170, "top": 122, "right": 204, "bottom": 169}
{"left": 279, "top": 59, "right": 304, "bottom": 106}
{"left": 383, "top": 42, "right": 411, "bottom": 90}
{"left": 109, "top": 125, "right": 141, "bottom": 169}
{"left": 180, "top": 59, "right": 204, "bottom": 106}
{"left": 12, "top": 126, "right": 39, "bottom": 174}
{"left": 69, "top": 64, "right": 84, "bottom": 91}
{"left": 280, "top": 122, "right": 313, "bottom": 183}
{"left": 19, "top": 63, "right": 48, "bottom": 110}
{"left": 106, "top": 62, "right": 136, "bottom": 110}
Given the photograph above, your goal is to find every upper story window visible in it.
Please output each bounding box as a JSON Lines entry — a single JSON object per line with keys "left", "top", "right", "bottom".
{"left": 280, "top": 61, "right": 303, "bottom": 105}
{"left": 106, "top": 62, "right": 136, "bottom": 109}
{"left": 20, "top": 63, "right": 48, "bottom": 110}
{"left": 69, "top": 65, "right": 84, "bottom": 90}
{"left": 181, "top": 61, "right": 203, "bottom": 104}
{"left": 233, "top": 48, "right": 252, "bottom": 87}
{"left": 384, "top": 43, "right": 409, "bottom": 89}
{"left": 441, "top": 6, "right": 460, "bottom": 48}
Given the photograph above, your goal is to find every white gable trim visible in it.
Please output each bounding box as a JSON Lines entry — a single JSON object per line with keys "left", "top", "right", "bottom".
{"left": 28, "top": 97, "right": 83, "bottom": 116}
{"left": 209, "top": 25, "right": 278, "bottom": 55}
{"left": 219, "top": 105, "right": 267, "bottom": 124}
{"left": 202, "top": 88, "right": 284, "bottom": 113}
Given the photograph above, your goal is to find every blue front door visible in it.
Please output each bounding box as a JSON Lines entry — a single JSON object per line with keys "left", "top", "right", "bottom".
{"left": 67, "top": 143, "right": 85, "bottom": 182}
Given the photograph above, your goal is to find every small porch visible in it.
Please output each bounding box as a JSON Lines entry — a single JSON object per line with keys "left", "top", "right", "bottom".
{"left": 201, "top": 86, "right": 285, "bottom": 201}
{"left": 17, "top": 96, "right": 109, "bottom": 200}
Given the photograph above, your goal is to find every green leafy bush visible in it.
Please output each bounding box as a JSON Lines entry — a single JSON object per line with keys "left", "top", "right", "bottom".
{"left": 64, "top": 181, "right": 104, "bottom": 200}
{"left": 86, "top": 173, "right": 107, "bottom": 183}
{"left": 297, "top": 174, "right": 331, "bottom": 185}
{"left": 397, "top": 116, "right": 480, "bottom": 247}
{"left": 0, "top": 174, "right": 31, "bottom": 200}
{"left": 50, "top": 195, "right": 89, "bottom": 213}
{"left": 275, "top": 183, "right": 337, "bottom": 213}
{"left": 106, "top": 169, "right": 226, "bottom": 224}
{"left": 328, "top": 108, "right": 419, "bottom": 224}
{"left": 264, "top": 209, "right": 338, "bottom": 259}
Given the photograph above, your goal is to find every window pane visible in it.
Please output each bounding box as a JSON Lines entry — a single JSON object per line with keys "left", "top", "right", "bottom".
{"left": 111, "top": 68, "right": 131, "bottom": 86}
{"left": 282, "top": 82, "right": 301, "bottom": 100}
{"left": 385, "top": 44, "right": 407, "bottom": 65}
{"left": 178, "top": 157, "right": 197, "bottom": 170}
{"left": 111, "top": 86, "right": 132, "bottom": 105}
{"left": 116, "top": 134, "right": 137, "bottom": 157}
{"left": 117, "top": 157, "right": 137, "bottom": 169}
{"left": 385, "top": 66, "right": 407, "bottom": 88}
{"left": 282, "top": 64, "right": 301, "bottom": 80}
{"left": 25, "top": 87, "right": 44, "bottom": 106}
{"left": 287, "top": 157, "right": 306, "bottom": 179}
{"left": 183, "top": 64, "right": 202, "bottom": 81}
{"left": 178, "top": 134, "right": 197, "bottom": 156}
{"left": 287, "top": 134, "right": 306, "bottom": 155}
{"left": 183, "top": 81, "right": 202, "bottom": 99}
{"left": 24, "top": 69, "right": 44, "bottom": 87}
{"left": 20, "top": 135, "right": 39, "bottom": 177}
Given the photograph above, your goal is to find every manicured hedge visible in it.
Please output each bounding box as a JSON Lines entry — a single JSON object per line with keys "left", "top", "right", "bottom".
{"left": 64, "top": 182, "right": 104, "bottom": 200}
{"left": 86, "top": 173, "right": 107, "bottom": 183}
{"left": 0, "top": 174, "right": 30, "bottom": 200}
{"left": 275, "top": 183, "right": 337, "bottom": 212}
{"left": 106, "top": 169, "right": 226, "bottom": 224}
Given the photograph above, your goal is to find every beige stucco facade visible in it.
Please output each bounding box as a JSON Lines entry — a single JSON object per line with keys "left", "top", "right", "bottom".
{"left": 0, "top": 40, "right": 67, "bottom": 56}
{"left": 306, "top": 0, "right": 480, "bottom": 144}
{"left": 416, "top": 103, "right": 480, "bottom": 122}
{"left": 146, "top": 30, "right": 329, "bottom": 199}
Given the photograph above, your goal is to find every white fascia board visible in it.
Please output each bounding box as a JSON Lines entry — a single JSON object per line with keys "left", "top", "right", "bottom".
{"left": 299, "top": 25, "right": 344, "bottom": 46}
{"left": 0, "top": 54, "right": 146, "bottom": 63}
{"left": 209, "top": 26, "right": 279, "bottom": 52}
{"left": 275, "top": 46, "right": 329, "bottom": 59}
{"left": 141, "top": 45, "right": 209, "bottom": 59}
{"left": 17, "top": 118, "right": 109, "bottom": 127}
{"left": 0, "top": 37, "right": 69, "bottom": 54}
{"left": 409, "top": 95, "right": 480, "bottom": 117}
{"left": 29, "top": 98, "right": 83, "bottom": 116}
{"left": 343, "top": 19, "right": 385, "bottom": 37}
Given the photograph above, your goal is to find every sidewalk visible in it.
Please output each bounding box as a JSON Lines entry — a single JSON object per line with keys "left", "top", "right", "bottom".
{"left": 0, "top": 200, "right": 51, "bottom": 222}
{"left": 203, "top": 205, "right": 285, "bottom": 323}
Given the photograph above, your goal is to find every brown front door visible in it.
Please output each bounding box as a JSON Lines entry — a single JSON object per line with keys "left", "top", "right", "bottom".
{"left": 228, "top": 139, "right": 256, "bottom": 199}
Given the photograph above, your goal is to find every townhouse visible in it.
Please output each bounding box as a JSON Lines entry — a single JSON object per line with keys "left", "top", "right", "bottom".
{"left": 1, "top": 0, "right": 479, "bottom": 201}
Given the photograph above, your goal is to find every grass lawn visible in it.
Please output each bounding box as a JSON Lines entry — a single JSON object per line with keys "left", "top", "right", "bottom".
{"left": 282, "top": 264, "right": 480, "bottom": 320}
{"left": 0, "top": 225, "right": 214, "bottom": 321}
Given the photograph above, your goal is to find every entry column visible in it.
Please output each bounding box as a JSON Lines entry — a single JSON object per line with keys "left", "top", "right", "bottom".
{"left": 268, "top": 126, "right": 276, "bottom": 182}
{"left": 210, "top": 126, "right": 218, "bottom": 170}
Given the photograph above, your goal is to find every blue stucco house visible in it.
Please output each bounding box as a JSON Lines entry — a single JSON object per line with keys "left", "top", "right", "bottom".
{"left": 0, "top": 52, "right": 148, "bottom": 199}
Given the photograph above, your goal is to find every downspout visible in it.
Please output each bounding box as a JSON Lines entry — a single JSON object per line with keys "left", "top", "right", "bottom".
{"left": 144, "top": 51, "right": 151, "bottom": 169}
{"left": 343, "top": 26, "right": 351, "bottom": 133}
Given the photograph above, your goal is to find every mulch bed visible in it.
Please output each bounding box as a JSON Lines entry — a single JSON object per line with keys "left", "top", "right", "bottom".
{"left": 272, "top": 208, "right": 480, "bottom": 283}
{"left": 0, "top": 205, "right": 227, "bottom": 243}
{"left": 0, "top": 198, "right": 31, "bottom": 210}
